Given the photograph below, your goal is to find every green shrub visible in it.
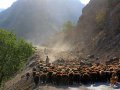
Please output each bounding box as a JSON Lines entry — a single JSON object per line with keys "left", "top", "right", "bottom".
{"left": 96, "top": 9, "right": 106, "bottom": 24}
{"left": 0, "top": 29, "right": 35, "bottom": 85}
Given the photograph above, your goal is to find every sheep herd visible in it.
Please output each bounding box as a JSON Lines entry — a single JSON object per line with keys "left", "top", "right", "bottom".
{"left": 25, "top": 57, "right": 120, "bottom": 87}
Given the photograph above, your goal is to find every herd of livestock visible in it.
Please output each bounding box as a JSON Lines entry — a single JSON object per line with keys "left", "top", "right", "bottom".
{"left": 24, "top": 55, "right": 120, "bottom": 87}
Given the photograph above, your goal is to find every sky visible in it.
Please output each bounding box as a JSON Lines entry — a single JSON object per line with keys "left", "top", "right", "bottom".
{"left": 80, "top": 0, "right": 90, "bottom": 5}
{"left": 0, "top": 0, "right": 90, "bottom": 9}
{"left": 0, "top": 0, "right": 17, "bottom": 9}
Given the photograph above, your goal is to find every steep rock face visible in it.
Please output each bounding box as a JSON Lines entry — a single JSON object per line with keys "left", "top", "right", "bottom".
{"left": 73, "top": 0, "right": 108, "bottom": 53}
{"left": 0, "top": 0, "right": 84, "bottom": 44}
{"left": 75, "top": 0, "right": 120, "bottom": 57}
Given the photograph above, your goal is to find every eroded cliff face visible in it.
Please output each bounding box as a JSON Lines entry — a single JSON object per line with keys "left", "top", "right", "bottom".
{"left": 74, "top": 0, "right": 120, "bottom": 57}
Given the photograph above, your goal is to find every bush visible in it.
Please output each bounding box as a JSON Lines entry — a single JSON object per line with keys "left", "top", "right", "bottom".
{"left": 0, "top": 29, "right": 35, "bottom": 85}
{"left": 96, "top": 9, "right": 107, "bottom": 25}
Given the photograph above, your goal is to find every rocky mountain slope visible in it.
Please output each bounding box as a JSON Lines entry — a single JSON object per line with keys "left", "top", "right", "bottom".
{"left": 72, "top": 0, "right": 120, "bottom": 59}
{"left": 0, "top": 0, "right": 84, "bottom": 44}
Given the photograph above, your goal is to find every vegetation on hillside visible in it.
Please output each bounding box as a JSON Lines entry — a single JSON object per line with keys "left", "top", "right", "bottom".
{"left": 96, "top": 9, "right": 107, "bottom": 25}
{"left": 61, "top": 21, "right": 75, "bottom": 42}
{"left": 44, "top": 21, "right": 75, "bottom": 47}
{"left": 0, "top": 29, "right": 35, "bottom": 86}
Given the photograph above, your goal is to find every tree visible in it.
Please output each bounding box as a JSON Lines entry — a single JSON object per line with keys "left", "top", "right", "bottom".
{"left": 62, "top": 21, "right": 75, "bottom": 42}
{"left": 0, "top": 29, "right": 35, "bottom": 85}
{"left": 62, "top": 21, "right": 74, "bottom": 32}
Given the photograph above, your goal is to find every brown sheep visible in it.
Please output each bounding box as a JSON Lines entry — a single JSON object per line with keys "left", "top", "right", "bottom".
{"left": 110, "top": 75, "right": 118, "bottom": 87}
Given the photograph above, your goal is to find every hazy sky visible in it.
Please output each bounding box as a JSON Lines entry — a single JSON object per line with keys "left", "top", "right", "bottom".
{"left": 0, "top": 0, "right": 17, "bottom": 9}
{"left": 80, "top": 0, "right": 90, "bottom": 4}
{"left": 0, "top": 0, "right": 90, "bottom": 9}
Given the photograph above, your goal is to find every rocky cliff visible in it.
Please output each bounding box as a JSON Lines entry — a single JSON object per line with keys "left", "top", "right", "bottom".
{"left": 74, "top": 0, "right": 120, "bottom": 58}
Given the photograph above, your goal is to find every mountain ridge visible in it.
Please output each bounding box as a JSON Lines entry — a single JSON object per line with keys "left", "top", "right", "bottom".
{"left": 0, "top": 0, "right": 84, "bottom": 44}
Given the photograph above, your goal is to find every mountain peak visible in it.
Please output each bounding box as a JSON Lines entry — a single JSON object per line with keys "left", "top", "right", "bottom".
{"left": 0, "top": 0, "right": 84, "bottom": 44}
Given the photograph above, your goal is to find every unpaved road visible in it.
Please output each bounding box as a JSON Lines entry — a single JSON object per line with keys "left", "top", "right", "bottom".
{"left": 35, "top": 84, "right": 119, "bottom": 90}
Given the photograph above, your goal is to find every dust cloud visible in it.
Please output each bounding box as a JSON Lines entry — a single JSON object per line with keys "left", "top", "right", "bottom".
{"left": 35, "top": 41, "right": 72, "bottom": 63}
